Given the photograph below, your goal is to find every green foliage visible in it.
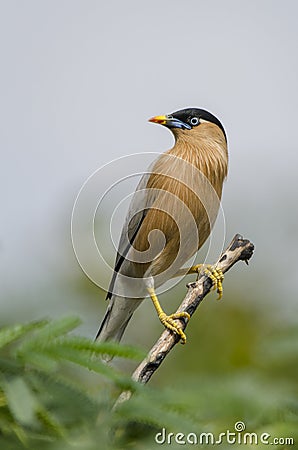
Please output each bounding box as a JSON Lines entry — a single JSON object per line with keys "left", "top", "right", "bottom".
{"left": 0, "top": 309, "right": 297, "bottom": 450}
{"left": 0, "top": 316, "right": 196, "bottom": 449}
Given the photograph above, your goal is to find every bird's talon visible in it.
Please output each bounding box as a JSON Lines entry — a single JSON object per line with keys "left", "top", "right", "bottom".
{"left": 203, "top": 266, "right": 224, "bottom": 300}
{"left": 178, "top": 329, "right": 187, "bottom": 345}
{"left": 158, "top": 312, "right": 188, "bottom": 344}
{"left": 169, "top": 311, "right": 190, "bottom": 321}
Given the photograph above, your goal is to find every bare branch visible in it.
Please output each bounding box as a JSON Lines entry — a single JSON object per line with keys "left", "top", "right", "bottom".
{"left": 116, "top": 234, "right": 254, "bottom": 405}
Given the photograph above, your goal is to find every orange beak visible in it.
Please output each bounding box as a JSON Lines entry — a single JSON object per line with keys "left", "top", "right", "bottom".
{"left": 148, "top": 114, "right": 191, "bottom": 130}
{"left": 148, "top": 115, "right": 167, "bottom": 125}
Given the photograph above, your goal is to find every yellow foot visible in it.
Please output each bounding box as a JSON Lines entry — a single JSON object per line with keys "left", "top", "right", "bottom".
{"left": 203, "top": 265, "right": 224, "bottom": 300}
{"left": 158, "top": 311, "right": 190, "bottom": 344}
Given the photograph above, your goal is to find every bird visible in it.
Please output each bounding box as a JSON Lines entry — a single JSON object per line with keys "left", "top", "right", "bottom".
{"left": 96, "top": 107, "right": 228, "bottom": 347}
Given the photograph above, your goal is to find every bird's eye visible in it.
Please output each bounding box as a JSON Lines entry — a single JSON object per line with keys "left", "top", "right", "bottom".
{"left": 190, "top": 117, "right": 199, "bottom": 126}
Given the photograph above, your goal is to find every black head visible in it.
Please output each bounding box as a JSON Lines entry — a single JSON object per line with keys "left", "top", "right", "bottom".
{"left": 149, "top": 107, "right": 227, "bottom": 142}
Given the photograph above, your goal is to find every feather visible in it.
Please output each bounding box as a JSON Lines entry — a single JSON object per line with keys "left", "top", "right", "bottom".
{"left": 96, "top": 116, "right": 228, "bottom": 345}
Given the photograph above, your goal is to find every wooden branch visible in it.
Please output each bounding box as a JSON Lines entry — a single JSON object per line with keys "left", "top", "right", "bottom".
{"left": 116, "top": 234, "right": 254, "bottom": 405}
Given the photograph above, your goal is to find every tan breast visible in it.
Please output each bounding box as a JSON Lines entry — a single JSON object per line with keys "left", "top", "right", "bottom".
{"left": 125, "top": 122, "right": 228, "bottom": 283}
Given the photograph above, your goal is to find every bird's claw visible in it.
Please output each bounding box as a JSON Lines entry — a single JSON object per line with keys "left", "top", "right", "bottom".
{"left": 158, "top": 311, "right": 190, "bottom": 344}
{"left": 202, "top": 265, "right": 224, "bottom": 299}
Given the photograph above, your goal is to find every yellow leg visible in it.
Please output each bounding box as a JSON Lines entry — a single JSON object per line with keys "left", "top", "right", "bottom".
{"left": 173, "top": 264, "right": 224, "bottom": 300}
{"left": 147, "top": 286, "right": 190, "bottom": 344}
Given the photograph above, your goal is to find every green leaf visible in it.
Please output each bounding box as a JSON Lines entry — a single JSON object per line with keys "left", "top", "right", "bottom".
{"left": 17, "top": 351, "right": 59, "bottom": 372}
{"left": 22, "top": 316, "right": 81, "bottom": 342}
{"left": 45, "top": 343, "right": 138, "bottom": 390}
{"left": 91, "top": 340, "right": 145, "bottom": 360}
{"left": 0, "top": 321, "right": 47, "bottom": 350}
{"left": 50, "top": 336, "right": 145, "bottom": 360}
{"left": 2, "top": 377, "right": 39, "bottom": 427}
{"left": 36, "top": 407, "right": 66, "bottom": 437}
{"left": 16, "top": 316, "right": 82, "bottom": 357}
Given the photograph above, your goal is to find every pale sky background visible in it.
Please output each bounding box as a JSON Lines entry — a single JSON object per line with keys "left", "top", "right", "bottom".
{"left": 0, "top": 1, "right": 297, "bottom": 334}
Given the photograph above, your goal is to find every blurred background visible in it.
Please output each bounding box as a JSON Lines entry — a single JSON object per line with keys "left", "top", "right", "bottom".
{"left": 0, "top": 0, "right": 297, "bottom": 443}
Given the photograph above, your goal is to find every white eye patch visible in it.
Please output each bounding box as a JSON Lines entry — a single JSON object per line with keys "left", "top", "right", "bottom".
{"left": 190, "top": 117, "right": 199, "bottom": 126}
